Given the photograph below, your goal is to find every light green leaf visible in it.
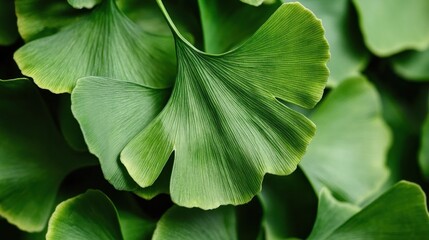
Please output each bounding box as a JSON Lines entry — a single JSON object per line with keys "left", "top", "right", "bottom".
{"left": 199, "top": 0, "right": 280, "bottom": 53}
{"left": 153, "top": 206, "right": 237, "bottom": 240}
{"left": 0, "top": 1, "right": 19, "bottom": 45}
{"left": 46, "top": 190, "right": 123, "bottom": 240}
{"left": 71, "top": 77, "right": 169, "bottom": 190}
{"left": 391, "top": 48, "right": 429, "bottom": 81}
{"left": 0, "top": 79, "right": 96, "bottom": 232}
{"left": 353, "top": 0, "right": 429, "bottom": 56}
{"left": 291, "top": 0, "right": 369, "bottom": 86}
{"left": 120, "top": 1, "right": 329, "bottom": 209}
{"left": 240, "top": 0, "right": 264, "bottom": 6}
{"left": 308, "top": 181, "right": 429, "bottom": 239}
{"left": 419, "top": 100, "right": 429, "bottom": 179}
{"left": 300, "top": 77, "right": 391, "bottom": 204}
{"left": 15, "top": 0, "right": 175, "bottom": 93}
{"left": 68, "top": 0, "right": 101, "bottom": 9}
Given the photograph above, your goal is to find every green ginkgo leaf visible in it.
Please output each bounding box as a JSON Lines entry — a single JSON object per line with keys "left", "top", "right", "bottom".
{"left": 292, "top": 0, "right": 369, "bottom": 86}
{"left": 198, "top": 0, "right": 280, "bottom": 53}
{"left": 353, "top": 0, "right": 429, "bottom": 57}
{"left": 71, "top": 77, "right": 169, "bottom": 190}
{"left": 391, "top": 48, "right": 429, "bottom": 81}
{"left": 68, "top": 0, "right": 101, "bottom": 9}
{"left": 46, "top": 190, "right": 123, "bottom": 240}
{"left": 0, "top": 79, "right": 96, "bottom": 232}
{"left": 0, "top": 1, "right": 19, "bottom": 45}
{"left": 15, "top": 0, "right": 175, "bottom": 93}
{"left": 300, "top": 77, "right": 391, "bottom": 204}
{"left": 308, "top": 181, "right": 429, "bottom": 239}
{"left": 240, "top": 0, "right": 264, "bottom": 6}
{"left": 153, "top": 206, "right": 237, "bottom": 240}
{"left": 119, "top": 0, "right": 328, "bottom": 208}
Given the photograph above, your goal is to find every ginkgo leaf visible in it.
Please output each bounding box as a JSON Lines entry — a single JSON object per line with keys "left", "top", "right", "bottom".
{"left": 353, "top": 0, "right": 429, "bottom": 56}
{"left": 15, "top": 0, "right": 175, "bottom": 93}
{"left": 391, "top": 48, "right": 429, "bottom": 81}
{"left": 120, "top": 0, "right": 329, "bottom": 209}
{"left": 0, "top": 1, "right": 19, "bottom": 45}
{"left": 198, "top": 0, "right": 280, "bottom": 53}
{"left": 308, "top": 181, "right": 429, "bottom": 239}
{"left": 153, "top": 206, "right": 237, "bottom": 240}
{"left": 46, "top": 190, "right": 123, "bottom": 240}
{"left": 71, "top": 77, "right": 169, "bottom": 190}
{"left": 0, "top": 79, "right": 96, "bottom": 232}
{"left": 68, "top": 0, "right": 101, "bottom": 9}
{"left": 300, "top": 77, "right": 391, "bottom": 204}
{"left": 291, "top": 0, "right": 369, "bottom": 86}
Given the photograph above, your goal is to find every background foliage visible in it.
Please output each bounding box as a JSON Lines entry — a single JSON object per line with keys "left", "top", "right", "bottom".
{"left": 1, "top": 0, "right": 429, "bottom": 239}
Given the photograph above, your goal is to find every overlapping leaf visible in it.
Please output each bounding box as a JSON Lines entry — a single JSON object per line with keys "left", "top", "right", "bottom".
{"left": 0, "top": 79, "right": 96, "bottom": 232}
{"left": 292, "top": 0, "right": 369, "bottom": 86}
{"left": 300, "top": 77, "right": 391, "bottom": 204}
{"left": 15, "top": 0, "right": 175, "bottom": 93}
{"left": 308, "top": 181, "right": 429, "bottom": 239}
{"left": 68, "top": 0, "right": 101, "bottom": 9}
{"left": 116, "top": 1, "right": 329, "bottom": 209}
{"left": 353, "top": 0, "right": 429, "bottom": 56}
{"left": 72, "top": 77, "right": 169, "bottom": 190}
{"left": 153, "top": 206, "right": 237, "bottom": 240}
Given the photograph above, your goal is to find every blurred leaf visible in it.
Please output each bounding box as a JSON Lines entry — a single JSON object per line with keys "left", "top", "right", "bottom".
{"left": 71, "top": 77, "right": 169, "bottom": 191}
{"left": 300, "top": 77, "right": 391, "bottom": 204}
{"left": 46, "top": 190, "right": 123, "bottom": 240}
{"left": 198, "top": 0, "right": 280, "bottom": 53}
{"left": 68, "top": 0, "right": 101, "bottom": 9}
{"left": 259, "top": 170, "right": 318, "bottom": 239}
{"left": 15, "top": 0, "right": 86, "bottom": 42}
{"left": 58, "top": 94, "right": 87, "bottom": 152}
{"left": 0, "top": 1, "right": 19, "bottom": 45}
{"left": 153, "top": 206, "right": 237, "bottom": 240}
{"left": 292, "top": 0, "right": 369, "bottom": 86}
{"left": 419, "top": 100, "right": 429, "bottom": 180}
{"left": 353, "top": 0, "right": 429, "bottom": 56}
{"left": 391, "top": 48, "right": 429, "bottom": 81}
{"left": 120, "top": 1, "right": 329, "bottom": 208}
{"left": 15, "top": 0, "right": 175, "bottom": 93}
{"left": 308, "top": 181, "right": 429, "bottom": 239}
{"left": 241, "top": 0, "right": 264, "bottom": 6}
{"left": 0, "top": 79, "right": 96, "bottom": 232}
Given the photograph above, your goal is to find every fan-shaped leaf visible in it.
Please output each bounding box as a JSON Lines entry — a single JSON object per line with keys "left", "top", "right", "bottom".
{"left": 15, "top": 0, "right": 175, "bottom": 93}
{"left": 353, "top": 0, "right": 429, "bottom": 56}
{"left": 0, "top": 79, "right": 96, "bottom": 232}
{"left": 300, "top": 77, "right": 391, "bottom": 204}
{"left": 120, "top": 1, "right": 329, "bottom": 208}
